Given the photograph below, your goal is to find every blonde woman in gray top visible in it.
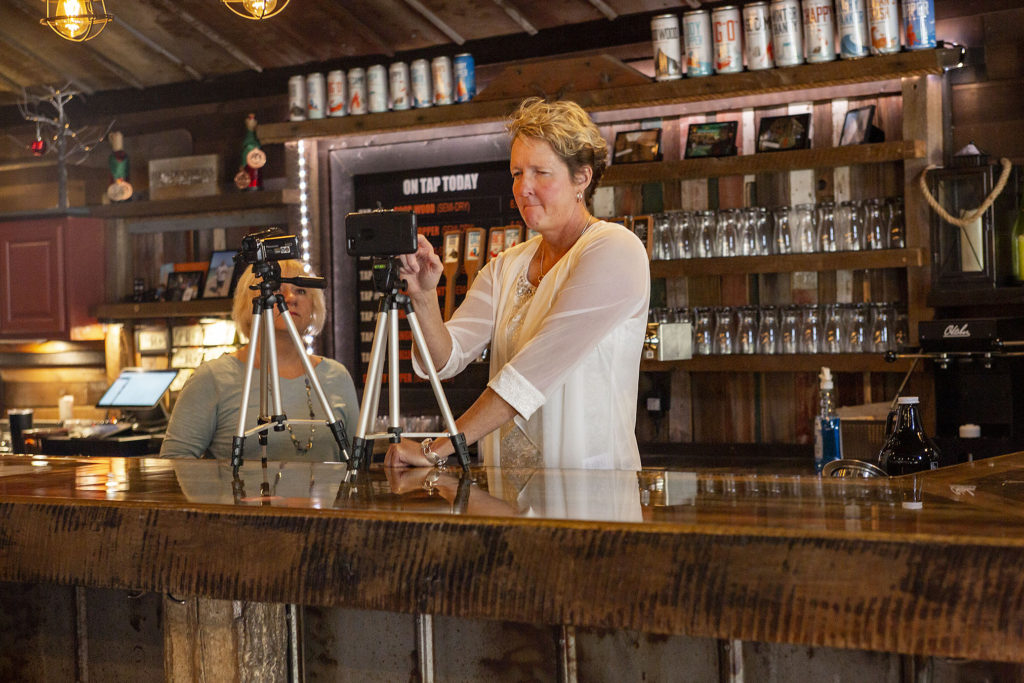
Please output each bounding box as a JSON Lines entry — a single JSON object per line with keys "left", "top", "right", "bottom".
{"left": 161, "top": 260, "right": 359, "bottom": 461}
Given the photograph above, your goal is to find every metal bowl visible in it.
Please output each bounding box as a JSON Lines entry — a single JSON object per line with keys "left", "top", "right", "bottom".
{"left": 821, "top": 459, "right": 887, "bottom": 478}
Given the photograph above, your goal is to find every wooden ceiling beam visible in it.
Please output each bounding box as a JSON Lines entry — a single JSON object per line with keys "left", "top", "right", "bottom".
{"left": 584, "top": 0, "right": 618, "bottom": 21}
{"left": 402, "top": 0, "right": 466, "bottom": 45}
{"left": 112, "top": 15, "right": 204, "bottom": 81}
{"left": 149, "top": 0, "right": 264, "bottom": 73}
{"left": 316, "top": 1, "right": 395, "bottom": 57}
{"left": 491, "top": 0, "right": 538, "bottom": 35}
{"left": 0, "top": 27, "right": 96, "bottom": 94}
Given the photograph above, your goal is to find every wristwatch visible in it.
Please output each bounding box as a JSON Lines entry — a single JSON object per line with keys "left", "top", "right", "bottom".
{"left": 420, "top": 438, "right": 449, "bottom": 469}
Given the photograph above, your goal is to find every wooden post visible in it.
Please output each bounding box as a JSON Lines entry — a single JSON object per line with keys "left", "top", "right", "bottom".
{"left": 163, "top": 596, "right": 288, "bottom": 683}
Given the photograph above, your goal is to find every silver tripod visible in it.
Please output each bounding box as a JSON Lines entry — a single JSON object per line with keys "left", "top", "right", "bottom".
{"left": 230, "top": 260, "right": 350, "bottom": 475}
{"left": 349, "top": 257, "right": 471, "bottom": 472}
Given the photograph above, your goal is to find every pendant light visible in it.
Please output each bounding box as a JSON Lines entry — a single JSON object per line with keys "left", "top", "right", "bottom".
{"left": 222, "top": 0, "right": 289, "bottom": 20}
{"left": 41, "top": 0, "right": 112, "bottom": 42}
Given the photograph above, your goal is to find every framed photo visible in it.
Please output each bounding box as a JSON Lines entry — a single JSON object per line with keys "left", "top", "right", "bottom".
{"left": 756, "top": 114, "right": 812, "bottom": 153}
{"left": 840, "top": 105, "right": 877, "bottom": 146}
{"left": 203, "top": 250, "right": 237, "bottom": 298}
{"left": 613, "top": 129, "right": 662, "bottom": 164}
{"left": 165, "top": 270, "right": 206, "bottom": 302}
{"left": 684, "top": 121, "right": 739, "bottom": 159}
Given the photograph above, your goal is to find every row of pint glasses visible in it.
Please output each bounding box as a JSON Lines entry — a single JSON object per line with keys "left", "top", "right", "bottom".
{"left": 650, "top": 0, "right": 936, "bottom": 80}
{"left": 650, "top": 302, "right": 908, "bottom": 355}
{"left": 651, "top": 197, "right": 904, "bottom": 260}
{"left": 288, "top": 54, "right": 475, "bottom": 120}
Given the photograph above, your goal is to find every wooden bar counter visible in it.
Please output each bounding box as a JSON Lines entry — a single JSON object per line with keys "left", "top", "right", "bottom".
{"left": 0, "top": 453, "right": 1023, "bottom": 673}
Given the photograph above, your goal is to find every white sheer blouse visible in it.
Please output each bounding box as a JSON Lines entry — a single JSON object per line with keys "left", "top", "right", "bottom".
{"left": 415, "top": 220, "right": 650, "bottom": 470}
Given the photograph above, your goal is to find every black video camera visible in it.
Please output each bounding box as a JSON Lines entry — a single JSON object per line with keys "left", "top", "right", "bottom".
{"left": 237, "top": 229, "right": 301, "bottom": 265}
{"left": 345, "top": 210, "right": 418, "bottom": 257}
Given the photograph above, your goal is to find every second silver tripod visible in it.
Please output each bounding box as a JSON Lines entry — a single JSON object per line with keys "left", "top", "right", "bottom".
{"left": 230, "top": 260, "right": 351, "bottom": 474}
{"left": 349, "top": 257, "right": 470, "bottom": 471}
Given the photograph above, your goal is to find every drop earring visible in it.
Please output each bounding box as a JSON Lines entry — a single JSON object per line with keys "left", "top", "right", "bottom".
{"left": 576, "top": 191, "right": 583, "bottom": 203}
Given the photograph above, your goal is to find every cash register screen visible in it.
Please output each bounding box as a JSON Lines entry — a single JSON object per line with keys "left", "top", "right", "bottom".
{"left": 96, "top": 369, "right": 178, "bottom": 409}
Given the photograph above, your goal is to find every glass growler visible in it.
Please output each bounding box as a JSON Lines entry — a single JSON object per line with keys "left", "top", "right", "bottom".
{"left": 875, "top": 396, "right": 940, "bottom": 475}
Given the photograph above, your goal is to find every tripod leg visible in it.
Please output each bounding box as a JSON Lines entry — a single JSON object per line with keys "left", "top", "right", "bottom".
{"left": 404, "top": 307, "right": 472, "bottom": 472}
{"left": 231, "top": 311, "right": 264, "bottom": 473}
{"left": 386, "top": 304, "right": 402, "bottom": 443}
{"left": 262, "top": 306, "right": 286, "bottom": 426}
{"left": 351, "top": 304, "right": 392, "bottom": 470}
{"left": 278, "top": 308, "right": 352, "bottom": 462}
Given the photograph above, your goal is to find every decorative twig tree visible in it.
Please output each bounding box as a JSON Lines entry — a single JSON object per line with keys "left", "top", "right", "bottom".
{"left": 16, "top": 84, "right": 114, "bottom": 210}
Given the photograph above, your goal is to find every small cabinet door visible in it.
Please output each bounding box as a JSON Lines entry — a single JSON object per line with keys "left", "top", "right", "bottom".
{"left": 0, "top": 219, "right": 65, "bottom": 337}
{"left": 0, "top": 217, "right": 105, "bottom": 339}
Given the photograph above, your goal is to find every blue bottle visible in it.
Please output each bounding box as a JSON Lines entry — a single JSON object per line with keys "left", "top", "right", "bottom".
{"left": 814, "top": 366, "right": 843, "bottom": 474}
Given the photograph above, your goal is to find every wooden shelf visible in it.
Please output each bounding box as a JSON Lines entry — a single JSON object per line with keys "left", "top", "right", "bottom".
{"left": 89, "top": 190, "right": 298, "bottom": 219}
{"left": 649, "top": 247, "right": 925, "bottom": 277}
{"left": 602, "top": 140, "right": 925, "bottom": 185}
{"left": 259, "top": 49, "right": 961, "bottom": 144}
{"left": 642, "top": 353, "right": 918, "bottom": 373}
{"left": 93, "top": 300, "right": 232, "bottom": 321}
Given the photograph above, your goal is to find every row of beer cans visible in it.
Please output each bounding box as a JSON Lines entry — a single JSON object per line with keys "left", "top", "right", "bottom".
{"left": 288, "top": 54, "right": 476, "bottom": 121}
{"left": 651, "top": 0, "right": 937, "bottom": 79}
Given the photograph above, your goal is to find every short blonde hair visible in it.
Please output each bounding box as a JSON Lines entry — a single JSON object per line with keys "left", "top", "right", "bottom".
{"left": 232, "top": 259, "right": 327, "bottom": 340}
{"left": 506, "top": 97, "right": 608, "bottom": 202}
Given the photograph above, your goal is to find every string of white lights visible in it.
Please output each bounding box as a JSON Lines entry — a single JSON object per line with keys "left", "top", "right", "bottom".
{"left": 297, "top": 139, "right": 314, "bottom": 351}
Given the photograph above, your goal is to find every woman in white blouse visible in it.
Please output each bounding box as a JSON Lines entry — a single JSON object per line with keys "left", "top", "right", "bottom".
{"left": 385, "top": 97, "right": 650, "bottom": 471}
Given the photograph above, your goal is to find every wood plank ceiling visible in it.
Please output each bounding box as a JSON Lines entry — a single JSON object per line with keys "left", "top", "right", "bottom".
{"left": 0, "top": 0, "right": 701, "bottom": 107}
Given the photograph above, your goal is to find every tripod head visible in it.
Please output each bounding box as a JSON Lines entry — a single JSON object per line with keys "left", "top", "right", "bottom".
{"left": 370, "top": 257, "right": 406, "bottom": 295}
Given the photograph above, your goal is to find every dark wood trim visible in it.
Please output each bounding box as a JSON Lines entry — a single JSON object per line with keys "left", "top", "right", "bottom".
{"left": 642, "top": 353, "right": 920, "bottom": 373}
{"left": 87, "top": 190, "right": 299, "bottom": 220}
{"left": 649, "top": 248, "right": 926, "bottom": 278}
{"left": 92, "top": 300, "right": 233, "bottom": 321}
{"left": 602, "top": 141, "right": 925, "bottom": 185}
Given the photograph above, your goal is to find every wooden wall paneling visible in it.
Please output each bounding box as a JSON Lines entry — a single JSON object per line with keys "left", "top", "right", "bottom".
{"left": 981, "top": 8, "right": 1024, "bottom": 81}
{"left": 903, "top": 74, "right": 943, "bottom": 342}
{"left": 0, "top": 367, "right": 108, "bottom": 417}
{"left": 669, "top": 368, "right": 693, "bottom": 443}
{"left": 760, "top": 373, "right": 797, "bottom": 443}
{"left": 691, "top": 372, "right": 756, "bottom": 442}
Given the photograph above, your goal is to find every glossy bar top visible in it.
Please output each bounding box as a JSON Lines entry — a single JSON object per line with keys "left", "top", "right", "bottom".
{"left": 1, "top": 454, "right": 1023, "bottom": 662}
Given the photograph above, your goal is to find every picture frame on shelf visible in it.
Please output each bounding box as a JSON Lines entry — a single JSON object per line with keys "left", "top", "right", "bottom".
{"left": 684, "top": 121, "right": 739, "bottom": 159}
{"left": 840, "top": 105, "right": 884, "bottom": 145}
{"left": 756, "top": 113, "right": 811, "bottom": 153}
{"left": 203, "top": 250, "right": 238, "bottom": 298}
{"left": 165, "top": 270, "right": 206, "bottom": 302}
{"left": 613, "top": 128, "right": 662, "bottom": 164}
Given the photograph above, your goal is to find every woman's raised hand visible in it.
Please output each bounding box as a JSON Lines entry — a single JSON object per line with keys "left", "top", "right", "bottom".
{"left": 397, "top": 234, "right": 443, "bottom": 296}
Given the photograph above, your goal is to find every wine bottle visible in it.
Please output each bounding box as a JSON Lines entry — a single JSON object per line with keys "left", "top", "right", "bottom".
{"left": 875, "top": 396, "right": 940, "bottom": 475}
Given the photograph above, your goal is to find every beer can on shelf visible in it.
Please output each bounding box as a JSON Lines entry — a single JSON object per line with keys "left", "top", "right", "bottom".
{"left": 367, "top": 64, "right": 388, "bottom": 113}
{"left": 651, "top": 13, "right": 683, "bottom": 81}
{"left": 306, "top": 72, "right": 326, "bottom": 120}
{"left": 770, "top": 0, "right": 804, "bottom": 66}
{"left": 712, "top": 5, "right": 743, "bottom": 74}
{"left": 682, "top": 9, "right": 713, "bottom": 77}
{"left": 288, "top": 74, "right": 306, "bottom": 121}
{"left": 432, "top": 56, "right": 453, "bottom": 105}
{"left": 802, "top": 0, "right": 836, "bottom": 63}
{"left": 327, "top": 70, "right": 347, "bottom": 117}
{"left": 454, "top": 53, "right": 476, "bottom": 102}
{"left": 411, "top": 58, "right": 432, "bottom": 108}
{"left": 743, "top": 2, "right": 774, "bottom": 70}
{"left": 837, "top": 0, "right": 869, "bottom": 59}
{"left": 901, "top": 0, "right": 935, "bottom": 50}
{"left": 389, "top": 62, "right": 410, "bottom": 111}
{"left": 347, "top": 67, "right": 367, "bottom": 115}
{"left": 868, "top": 0, "right": 900, "bottom": 54}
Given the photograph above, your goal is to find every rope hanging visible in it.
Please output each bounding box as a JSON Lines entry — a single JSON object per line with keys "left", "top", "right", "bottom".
{"left": 918, "top": 157, "right": 1014, "bottom": 228}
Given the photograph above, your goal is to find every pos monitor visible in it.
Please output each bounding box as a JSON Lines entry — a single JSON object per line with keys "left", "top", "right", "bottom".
{"left": 96, "top": 369, "right": 178, "bottom": 428}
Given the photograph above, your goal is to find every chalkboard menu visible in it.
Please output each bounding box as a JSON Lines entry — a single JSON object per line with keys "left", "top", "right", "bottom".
{"left": 352, "top": 161, "right": 524, "bottom": 385}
